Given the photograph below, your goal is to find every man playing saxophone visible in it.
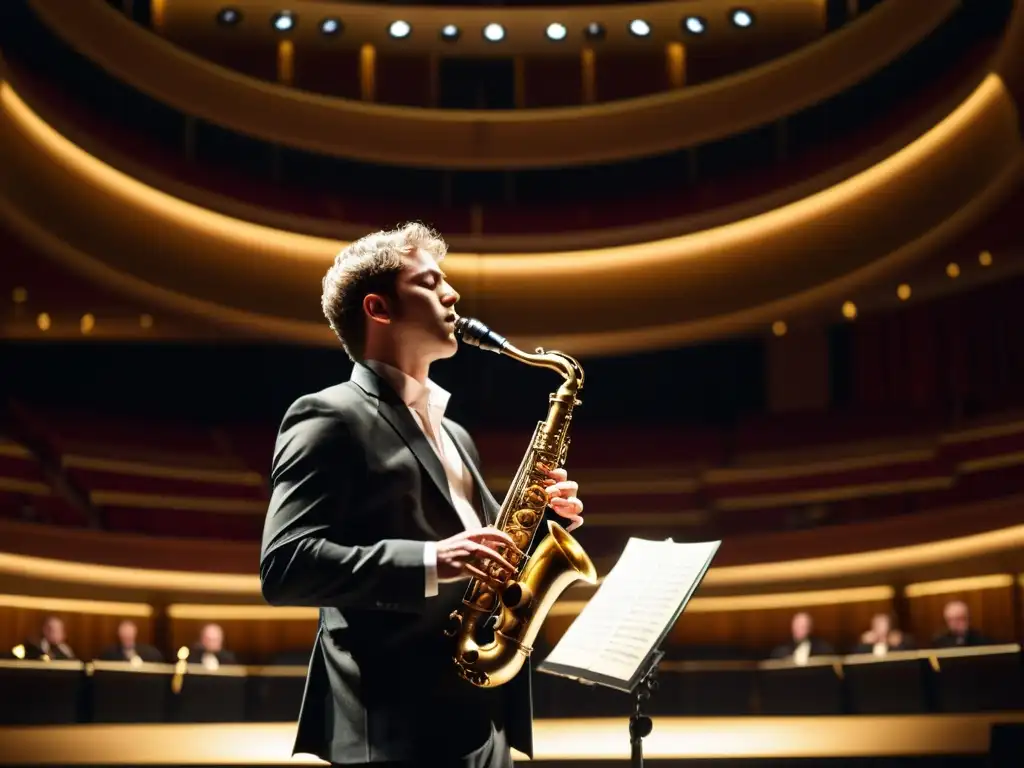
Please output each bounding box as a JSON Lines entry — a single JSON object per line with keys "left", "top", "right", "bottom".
{"left": 260, "top": 222, "right": 585, "bottom": 768}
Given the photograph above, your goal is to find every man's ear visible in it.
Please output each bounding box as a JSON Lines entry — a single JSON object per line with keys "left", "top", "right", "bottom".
{"left": 363, "top": 293, "right": 391, "bottom": 325}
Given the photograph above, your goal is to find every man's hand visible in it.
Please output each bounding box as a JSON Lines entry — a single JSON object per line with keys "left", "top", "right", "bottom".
{"left": 436, "top": 527, "right": 520, "bottom": 585}
{"left": 543, "top": 467, "right": 584, "bottom": 532}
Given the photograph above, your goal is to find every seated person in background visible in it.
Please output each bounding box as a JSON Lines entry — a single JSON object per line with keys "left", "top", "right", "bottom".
{"left": 770, "top": 611, "right": 835, "bottom": 665}
{"left": 852, "top": 612, "right": 914, "bottom": 656}
{"left": 97, "top": 619, "right": 164, "bottom": 663}
{"left": 932, "top": 600, "right": 992, "bottom": 648}
{"left": 21, "top": 615, "right": 76, "bottom": 660}
{"left": 188, "top": 622, "right": 238, "bottom": 669}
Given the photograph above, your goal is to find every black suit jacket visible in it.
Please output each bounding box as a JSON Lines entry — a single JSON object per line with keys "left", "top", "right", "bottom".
{"left": 260, "top": 363, "right": 534, "bottom": 764}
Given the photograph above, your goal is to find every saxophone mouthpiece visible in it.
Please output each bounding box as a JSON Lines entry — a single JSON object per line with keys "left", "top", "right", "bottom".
{"left": 454, "top": 316, "right": 508, "bottom": 354}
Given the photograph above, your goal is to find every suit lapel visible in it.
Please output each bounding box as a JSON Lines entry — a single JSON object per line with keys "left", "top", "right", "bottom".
{"left": 350, "top": 364, "right": 455, "bottom": 512}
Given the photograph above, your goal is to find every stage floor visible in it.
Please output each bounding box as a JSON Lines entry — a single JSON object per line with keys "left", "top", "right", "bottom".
{"left": 2, "top": 714, "right": 1024, "bottom": 764}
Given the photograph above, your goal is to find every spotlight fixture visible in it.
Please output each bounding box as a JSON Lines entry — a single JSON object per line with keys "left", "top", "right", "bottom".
{"left": 731, "top": 8, "right": 754, "bottom": 28}
{"left": 628, "top": 19, "right": 651, "bottom": 37}
{"left": 389, "top": 20, "right": 411, "bottom": 39}
{"left": 216, "top": 8, "right": 241, "bottom": 25}
{"left": 683, "top": 16, "right": 706, "bottom": 34}
{"left": 440, "top": 24, "right": 460, "bottom": 41}
{"left": 319, "top": 18, "right": 342, "bottom": 35}
{"left": 271, "top": 11, "right": 295, "bottom": 32}
{"left": 483, "top": 23, "right": 505, "bottom": 42}
{"left": 583, "top": 22, "right": 606, "bottom": 41}
{"left": 546, "top": 23, "right": 568, "bottom": 41}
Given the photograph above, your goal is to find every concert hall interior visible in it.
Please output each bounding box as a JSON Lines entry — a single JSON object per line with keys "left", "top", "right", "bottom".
{"left": 2, "top": 0, "right": 1024, "bottom": 765}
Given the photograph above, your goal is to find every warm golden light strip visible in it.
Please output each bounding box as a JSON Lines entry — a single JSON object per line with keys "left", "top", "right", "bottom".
{"left": 701, "top": 523, "right": 1024, "bottom": 588}
{"left": 549, "top": 585, "right": 894, "bottom": 617}
{"left": 3, "top": 715, "right": 1024, "bottom": 763}
{"left": 0, "top": 593, "right": 151, "bottom": 617}
{"left": 0, "top": 552, "right": 260, "bottom": 594}
{"left": 904, "top": 573, "right": 1015, "bottom": 598}
{"left": 167, "top": 604, "right": 316, "bottom": 621}
{"left": 0, "top": 441, "right": 32, "bottom": 458}
{"left": 4, "top": 523, "right": 1024, "bottom": 597}
{"left": 62, "top": 454, "right": 264, "bottom": 484}
{"left": 89, "top": 491, "right": 264, "bottom": 513}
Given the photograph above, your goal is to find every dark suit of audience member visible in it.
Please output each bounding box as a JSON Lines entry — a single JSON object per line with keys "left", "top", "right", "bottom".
{"left": 852, "top": 613, "right": 915, "bottom": 655}
{"left": 188, "top": 623, "right": 238, "bottom": 668}
{"left": 22, "top": 616, "right": 75, "bottom": 660}
{"left": 770, "top": 611, "right": 835, "bottom": 663}
{"left": 97, "top": 620, "right": 163, "bottom": 662}
{"left": 932, "top": 600, "right": 992, "bottom": 648}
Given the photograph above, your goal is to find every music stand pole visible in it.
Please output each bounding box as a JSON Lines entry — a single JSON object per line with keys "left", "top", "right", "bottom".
{"left": 629, "top": 650, "right": 663, "bottom": 768}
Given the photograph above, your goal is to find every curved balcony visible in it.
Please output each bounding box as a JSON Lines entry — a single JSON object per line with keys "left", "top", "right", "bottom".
{"left": 27, "top": 0, "right": 964, "bottom": 168}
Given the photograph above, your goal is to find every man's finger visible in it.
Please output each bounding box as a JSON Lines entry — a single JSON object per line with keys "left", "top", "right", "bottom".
{"left": 468, "top": 542, "right": 516, "bottom": 574}
{"left": 467, "top": 528, "right": 520, "bottom": 552}
{"left": 462, "top": 562, "right": 506, "bottom": 592}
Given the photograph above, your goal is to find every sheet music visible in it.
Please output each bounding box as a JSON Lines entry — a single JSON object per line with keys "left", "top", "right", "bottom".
{"left": 539, "top": 537, "right": 720, "bottom": 689}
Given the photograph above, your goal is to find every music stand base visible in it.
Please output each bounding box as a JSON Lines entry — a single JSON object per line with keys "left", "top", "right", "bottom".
{"left": 628, "top": 650, "right": 663, "bottom": 768}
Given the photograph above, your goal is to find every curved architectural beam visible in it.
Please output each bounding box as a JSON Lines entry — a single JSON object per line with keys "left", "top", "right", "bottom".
{"left": 2, "top": 498, "right": 1023, "bottom": 599}
{"left": 162, "top": 0, "right": 825, "bottom": 57}
{"left": 28, "top": 0, "right": 958, "bottom": 168}
{"left": 1, "top": 70, "right": 1020, "bottom": 355}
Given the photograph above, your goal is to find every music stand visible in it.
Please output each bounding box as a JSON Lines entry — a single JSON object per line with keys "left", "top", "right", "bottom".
{"left": 537, "top": 537, "right": 721, "bottom": 768}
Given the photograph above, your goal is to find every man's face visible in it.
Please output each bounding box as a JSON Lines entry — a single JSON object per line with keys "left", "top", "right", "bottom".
{"left": 43, "top": 618, "right": 64, "bottom": 644}
{"left": 945, "top": 603, "right": 969, "bottom": 636}
{"left": 792, "top": 613, "right": 812, "bottom": 642}
{"left": 118, "top": 621, "right": 137, "bottom": 647}
{"left": 201, "top": 625, "right": 223, "bottom": 652}
{"left": 871, "top": 614, "right": 891, "bottom": 637}
{"left": 387, "top": 247, "right": 460, "bottom": 362}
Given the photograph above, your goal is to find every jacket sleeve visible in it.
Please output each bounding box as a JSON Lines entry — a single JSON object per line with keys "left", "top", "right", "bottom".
{"left": 259, "top": 398, "right": 428, "bottom": 612}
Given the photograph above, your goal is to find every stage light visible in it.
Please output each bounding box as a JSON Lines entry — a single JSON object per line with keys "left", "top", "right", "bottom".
{"left": 841, "top": 301, "right": 857, "bottom": 320}
{"left": 271, "top": 11, "right": 295, "bottom": 32}
{"left": 897, "top": 284, "right": 911, "bottom": 301}
{"left": 546, "top": 23, "right": 567, "bottom": 41}
{"left": 772, "top": 321, "right": 787, "bottom": 337}
{"left": 37, "top": 312, "right": 51, "bottom": 331}
{"left": 319, "top": 18, "right": 342, "bottom": 35}
{"left": 216, "top": 8, "right": 241, "bottom": 25}
{"left": 389, "top": 20, "right": 411, "bottom": 39}
{"left": 628, "top": 19, "right": 651, "bottom": 37}
{"left": 80, "top": 313, "right": 95, "bottom": 334}
{"left": 946, "top": 262, "right": 960, "bottom": 278}
{"left": 979, "top": 250, "right": 993, "bottom": 266}
{"left": 583, "top": 22, "right": 606, "bottom": 41}
{"left": 683, "top": 16, "right": 706, "bottom": 34}
{"left": 731, "top": 9, "right": 754, "bottom": 28}
{"left": 440, "top": 24, "right": 460, "bottom": 41}
{"left": 483, "top": 23, "right": 505, "bottom": 42}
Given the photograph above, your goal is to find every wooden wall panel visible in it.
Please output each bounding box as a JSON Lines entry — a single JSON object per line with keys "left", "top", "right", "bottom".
{"left": 0, "top": 604, "right": 153, "bottom": 662}
{"left": 907, "top": 583, "right": 1018, "bottom": 645}
{"left": 168, "top": 618, "right": 317, "bottom": 664}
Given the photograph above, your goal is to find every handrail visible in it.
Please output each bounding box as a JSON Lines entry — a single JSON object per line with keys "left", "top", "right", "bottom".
{"left": 27, "top": 0, "right": 959, "bottom": 168}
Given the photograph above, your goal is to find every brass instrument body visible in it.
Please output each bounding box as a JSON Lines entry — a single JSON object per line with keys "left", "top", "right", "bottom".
{"left": 446, "top": 318, "right": 598, "bottom": 688}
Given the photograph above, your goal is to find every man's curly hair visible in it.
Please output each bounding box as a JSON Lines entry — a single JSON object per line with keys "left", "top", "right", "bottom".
{"left": 321, "top": 222, "right": 448, "bottom": 361}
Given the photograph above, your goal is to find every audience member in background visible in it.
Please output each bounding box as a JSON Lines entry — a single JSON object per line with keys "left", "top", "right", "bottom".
{"left": 22, "top": 615, "right": 75, "bottom": 660}
{"left": 932, "top": 600, "right": 992, "bottom": 647}
{"left": 770, "top": 611, "right": 835, "bottom": 665}
{"left": 97, "top": 619, "right": 163, "bottom": 663}
{"left": 188, "top": 622, "right": 237, "bottom": 669}
{"left": 852, "top": 612, "right": 914, "bottom": 656}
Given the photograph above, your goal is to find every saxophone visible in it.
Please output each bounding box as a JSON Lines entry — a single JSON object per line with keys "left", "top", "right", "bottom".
{"left": 444, "top": 316, "right": 598, "bottom": 688}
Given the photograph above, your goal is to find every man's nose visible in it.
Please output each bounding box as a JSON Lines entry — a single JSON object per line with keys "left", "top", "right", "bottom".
{"left": 442, "top": 288, "right": 460, "bottom": 305}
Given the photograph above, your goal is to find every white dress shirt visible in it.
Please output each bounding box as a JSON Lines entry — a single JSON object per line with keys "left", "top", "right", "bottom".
{"left": 365, "top": 360, "right": 483, "bottom": 598}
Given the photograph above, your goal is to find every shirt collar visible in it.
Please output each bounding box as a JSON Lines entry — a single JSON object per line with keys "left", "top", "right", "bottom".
{"left": 364, "top": 359, "right": 451, "bottom": 417}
